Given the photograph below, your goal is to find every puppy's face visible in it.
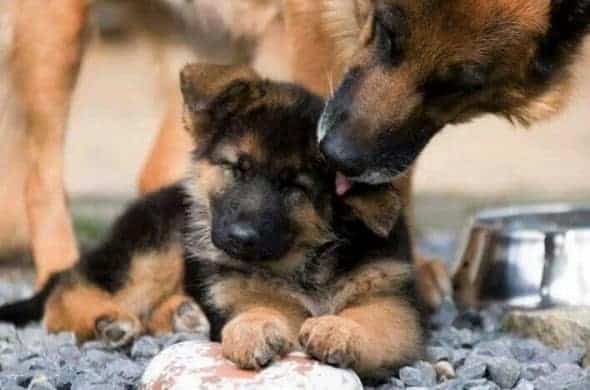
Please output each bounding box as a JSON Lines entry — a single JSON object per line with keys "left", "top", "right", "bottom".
{"left": 318, "top": 0, "right": 590, "bottom": 184}
{"left": 181, "top": 65, "right": 335, "bottom": 266}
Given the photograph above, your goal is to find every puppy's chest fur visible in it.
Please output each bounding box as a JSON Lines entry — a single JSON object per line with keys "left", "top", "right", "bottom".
{"left": 200, "top": 253, "right": 412, "bottom": 319}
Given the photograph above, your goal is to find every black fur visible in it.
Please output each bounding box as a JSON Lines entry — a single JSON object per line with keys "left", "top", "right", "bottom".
{"left": 0, "top": 185, "right": 187, "bottom": 326}
{"left": 79, "top": 184, "right": 186, "bottom": 293}
{"left": 532, "top": 0, "right": 590, "bottom": 83}
{"left": 0, "top": 273, "right": 62, "bottom": 326}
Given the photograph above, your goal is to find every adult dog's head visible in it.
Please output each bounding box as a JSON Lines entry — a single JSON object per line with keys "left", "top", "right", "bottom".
{"left": 318, "top": 0, "right": 590, "bottom": 184}
{"left": 180, "top": 64, "right": 339, "bottom": 270}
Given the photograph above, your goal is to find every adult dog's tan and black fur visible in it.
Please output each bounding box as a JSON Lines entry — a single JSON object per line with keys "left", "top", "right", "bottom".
{"left": 283, "top": 0, "right": 590, "bottom": 307}
{"left": 0, "top": 64, "right": 424, "bottom": 380}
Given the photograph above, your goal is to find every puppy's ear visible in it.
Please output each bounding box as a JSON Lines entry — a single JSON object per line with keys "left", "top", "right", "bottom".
{"left": 179, "top": 64, "right": 260, "bottom": 140}
{"left": 343, "top": 184, "right": 402, "bottom": 238}
{"left": 531, "top": 0, "right": 590, "bottom": 83}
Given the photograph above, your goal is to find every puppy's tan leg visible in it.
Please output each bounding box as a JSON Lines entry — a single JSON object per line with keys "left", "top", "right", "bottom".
{"left": 299, "top": 296, "right": 423, "bottom": 379}
{"left": 44, "top": 283, "right": 141, "bottom": 348}
{"left": 146, "top": 294, "right": 209, "bottom": 336}
{"left": 138, "top": 93, "right": 193, "bottom": 194}
{"left": 12, "top": 0, "right": 89, "bottom": 286}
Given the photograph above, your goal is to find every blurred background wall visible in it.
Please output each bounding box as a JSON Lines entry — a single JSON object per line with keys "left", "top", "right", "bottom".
{"left": 3, "top": 1, "right": 590, "bottom": 260}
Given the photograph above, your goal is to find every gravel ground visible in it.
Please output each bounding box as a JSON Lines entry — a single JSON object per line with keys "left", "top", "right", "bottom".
{"left": 1, "top": 235, "right": 588, "bottom": 390}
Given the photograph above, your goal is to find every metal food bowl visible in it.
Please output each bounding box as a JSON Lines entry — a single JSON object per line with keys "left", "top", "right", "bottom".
{"left": 453, "top": 204, "right": 590, "bottom": 309}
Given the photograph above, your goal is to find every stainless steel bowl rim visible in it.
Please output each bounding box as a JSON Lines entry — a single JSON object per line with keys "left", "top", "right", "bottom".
{"left": 470, "top": 203, "right": 590, "bottom": 238}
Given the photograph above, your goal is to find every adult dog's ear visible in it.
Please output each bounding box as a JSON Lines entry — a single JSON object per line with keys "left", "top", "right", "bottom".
{"left": 343, "top": 184, "right": 403, "bottom": 238}
{"left": 179, "top": 64, "right": 260, "bottom": 141}
{"left": 531, "top": 0, "right": 590, "bottom": 83}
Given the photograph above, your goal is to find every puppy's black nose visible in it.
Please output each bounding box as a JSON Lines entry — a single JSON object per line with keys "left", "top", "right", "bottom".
{"left": 227, "top": 223, "right": 259, "bottom": 249}
{"left": 319, "top": 131, "right": 367, "bottom": 177}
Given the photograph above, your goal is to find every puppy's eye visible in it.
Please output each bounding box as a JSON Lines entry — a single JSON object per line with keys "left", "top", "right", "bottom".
{"left": 279, "top": 170, "right": 312, "bottom": 196}
{"left": 232, "top": 156, "right": 253, "bottom": 178}
{"left": 422, "top": 63, "right": 488, "bottom": 99}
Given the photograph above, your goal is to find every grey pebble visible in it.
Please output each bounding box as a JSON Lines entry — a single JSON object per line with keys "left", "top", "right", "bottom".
{"left": 510, "top": 339, "right": 547, "bottom": 363}
{"left": 427, "top": 346, "right": 451, "bottom": 362}
{"left": 533, "top": 363, "right": 586, "bottom": 390}
{"left": 451, "top": 349, "right": 470, "bottom": 366}
{"left": 473, "top": 340, "right": 513, "bottom": 358}
{"left": 82, "top": 349, "right": 117, "bottom": 367}
{"left": 434, "top": 379, "right": 466, "bottom": 390}
{"left": 400, "top": 362, "right": 436, "bottom": 387}
{"left": 105, "top": 358, "right": 143, "bottom": 382}
{"left": 131, "top": 336, "right": 160, "bottom": 359}
{"left": 486, "top": 357, "right": 521, "bottom": 389}
{"left": 430, "top": 297, "right": 459, "bottom": 328}
{"left": 513, "top": 379, "right": 534, "bottom": 390}
{"left": 453, "top": 309, "right": 484, "bottom": 330}
{"left": 27, "top": 374, "right": 56, "bottom": 390}
{"left": 548, "top": 347, "right": 586, "bottom": 366}
{"left": 0, "top": 323, "right": 18, "bottom": 342}
{"left": 521, "top": 362, "right": 553, "bottom": 380}
{"left": 457, "top": 357, "right": 487, "bottom": 380}
{"left": 468, "top": 384, "right": 499, "bottom": 390}
{"left": 388, "top": 378, "right": 406, "bottom": 389}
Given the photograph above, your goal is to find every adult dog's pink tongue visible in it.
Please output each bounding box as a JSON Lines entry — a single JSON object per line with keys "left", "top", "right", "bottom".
{"left": 335, "top": 172, "right": 353, "bottom": 196}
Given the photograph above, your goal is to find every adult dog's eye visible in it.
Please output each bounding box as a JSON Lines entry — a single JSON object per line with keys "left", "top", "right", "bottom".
{"left": 422, "top": 63, "right": 489, "bottom": 99}
{"left": 374, "top": 6, "right": 407, "bottom": 66}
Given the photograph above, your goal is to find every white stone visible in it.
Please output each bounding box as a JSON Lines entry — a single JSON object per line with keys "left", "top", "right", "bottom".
{"left": 141, "top": 341, "right": 363, "bottom": 390}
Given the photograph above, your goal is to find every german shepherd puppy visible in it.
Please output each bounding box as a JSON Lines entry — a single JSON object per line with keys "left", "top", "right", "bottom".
{"left": 0, "top": 64, "right": 424, "bottom": 380}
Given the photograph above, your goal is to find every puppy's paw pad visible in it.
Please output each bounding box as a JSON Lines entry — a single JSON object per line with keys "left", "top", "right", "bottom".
{"left": 299, "top": 316, "right": 361, "bottom": 368}
{"left": 173, "top": 300, "right": 210, "bottom": 335}
{"left": 222, "top": 314, "right": 293, "bottom": 370}
{"left": 95, "top": 315, "right": 141, "bottom": 348}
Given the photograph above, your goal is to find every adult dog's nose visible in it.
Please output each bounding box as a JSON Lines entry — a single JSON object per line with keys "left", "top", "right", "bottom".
{"left": 319, "top": 130, "right": 368, "bottom": 178}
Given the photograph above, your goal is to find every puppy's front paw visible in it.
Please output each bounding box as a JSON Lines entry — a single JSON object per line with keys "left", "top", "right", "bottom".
{"left": 299, "top": 315, "right": 363, "bottom": 369}
{"left": 222, "top": 311, "right": 294, "bottom": 370}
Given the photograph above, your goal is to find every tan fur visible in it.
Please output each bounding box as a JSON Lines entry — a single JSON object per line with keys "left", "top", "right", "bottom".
{"left": 1, "top": 0, "right": 284, "bottom": 285}
{"left": 190, "top": 161, "right": 228, "bottom": 201}
{"left": 10, "top": 0, "right": 88, "bottom": 286}
{"left": 43, "top": 243, "right": 186, "bottom": 341}
{"left": 146, "top": 293, "right": 208, "bottom": 335}
{"left": 343, "top": 184, "right": 403, "bottom": 238}
{"left": 44, "top": 281, "right": 141, "bottom": 342}
{"left": 139, "top": 91, "right": 194, "bottom": 194}
{"left": 113, "top": 244, "right": 184, "bottom": 319}
{"left": 300, "top": 295, "right": 422, "bottom": 377}
{"left": 221, "top": 307, "right": 298, "bottom": 369}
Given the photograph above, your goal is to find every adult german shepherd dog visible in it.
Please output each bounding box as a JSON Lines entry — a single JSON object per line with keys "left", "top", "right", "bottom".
{"left": 0, "top": 64, "right": 424, "bottom": 381}
{"left": 283, "top": 0, "right": 590, "bottom": 306}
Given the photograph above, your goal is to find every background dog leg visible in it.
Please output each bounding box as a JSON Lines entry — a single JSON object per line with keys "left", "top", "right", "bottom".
{"left": 398, "top": 169, "right": 452, "bottom": 309}
{"left": 12, "top": 0, "right": 88, "bottom": 286}
{"left": 138, "top": 91, "right": 193, "bottom": 194}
